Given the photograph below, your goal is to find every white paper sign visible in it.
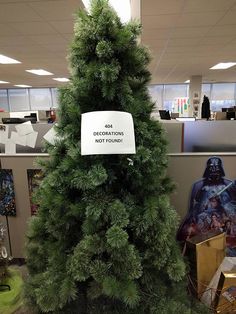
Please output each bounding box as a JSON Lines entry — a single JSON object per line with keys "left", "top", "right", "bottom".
{"left": 43, "top": 126, "right": 58, "bottom": 145}
{"left": 15, "top": 121, "right": 34, "bottom": 136}
{"left": 10, "top": 131, "right": 27, "bottom": 146}
{"left": 0, "top": 124, "right": 9, "bottom": 144}
{"left": 26, "top": 131, "right": 38, "bottom": 148}
{"left": 81, "top": 111, "right": 136, "bottom": 155}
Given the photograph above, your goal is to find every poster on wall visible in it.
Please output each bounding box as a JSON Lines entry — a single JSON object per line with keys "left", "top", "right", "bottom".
{"left": 81, "top": 111, "right": 136, "bottom": 155}
{"left": 27, "top": 169, "right": 44, "bottom": 215}
{"left": 177, "top": 156, "right": 236, "bottom": 256}
{"left": 174, "top": 97, "right": 190, "bottom": 116}
{"left": 0, "top": 170, "right": 16, "bottom": 216}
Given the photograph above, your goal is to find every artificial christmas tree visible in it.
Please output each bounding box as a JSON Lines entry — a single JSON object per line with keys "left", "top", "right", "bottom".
{"left": 25, "top": 1, "right": 208, "bottom": 313}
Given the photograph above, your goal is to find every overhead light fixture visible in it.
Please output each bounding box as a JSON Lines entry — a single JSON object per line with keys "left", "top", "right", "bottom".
{"left": 26, "top": 69, "right": 53, "bottom": 76}
{"left": 0, "top": 80, "right": 9, "bottom": 84}
{"left": 185, "top": 80, "right": 190, "bottom": 83}
{"left": 82, "top": 0, "right": 131, "bottom": 23}
{"left": 53, "top": 78, "right": 70, "bottom": 82}
{"left": 14, "top": 84, "right": 32, "bottom": 88}
{"left": 109, "top": 0, "right": 131, "bottom": 23}
{"left": 0, "top": 54, "right": 21, "bottom": 64}
{"left": 82, "top": 0, "right": 90, "bottom": 9}
{"left": 210, "top": 63, "right": 236, "bottom": 70}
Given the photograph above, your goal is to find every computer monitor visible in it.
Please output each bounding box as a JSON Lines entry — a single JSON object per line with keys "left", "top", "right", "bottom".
{"left": 226, "top": 111, "right": 235, "bottom": 120}
{"left": 24, "top": 113, "right": 37, "bottom": 121}
{"left": 3, "top": 117, "right": 36, "bottom": 124}
{"left": 159, "top": 110, "right": 171, "bottom": 120}
{"left": 171, "top": 112, "right": 179, "bottom": 119}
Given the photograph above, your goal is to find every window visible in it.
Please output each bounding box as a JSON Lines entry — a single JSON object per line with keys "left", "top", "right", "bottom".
{"left": 201, "top": 84, "right": 211, "bottom": 99}
{"left": 148, "top": 85, "right": 163, "bottom": 112}
{"left": 211, "top": 83, "right": 235, "bottom": 111}
{"left": 0, "top": 89, "right": 9, "bottom": 111}
{"left": 8, "top": 89, "right": 30, "bottom": 111}
{"left": 30, "top": 88, "right": 52, "bottom": 110}
{"left": 163, "top": 84, "right": 188, "bottom": 111}
{"left": 51, "top": 88, "right": 59, "bottom": 108}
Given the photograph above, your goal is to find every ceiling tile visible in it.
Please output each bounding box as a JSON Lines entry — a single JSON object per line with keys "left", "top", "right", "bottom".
{"left": 142, "top": 28, "right": 172, "bottom": 40}
{"left": 0, "top": 23, "right": 21, "bottom": 36}
{"left": 41, "top": 43, "right": 68, "bottom": 53}
{"left": 142, "top": 14, "right": 179, "bottom": 29}
{"left": 183, "top": 0, "right": 236, "bottom": 13}
{"left": 27, "top": 34, "right": 68, "bottom": 45}
{"left": 49, "top": 20, "right": 74, "bottom": 34}
{"left": 176, "top": 12, "right": 224, "bottom": 27}
{"left": 167, "top": 37, "right": 201, "bottom": 46}
{"left": 0, "top": 36, "right": 36, "bottom": 47}
{"left": 0, "top": 3, "right": 41, "bottom": 22}
{"left": 200, "top": 36, "right": 234, "bottom": 45}
{"left": 9, "top": 21, "right": 58, "bottom": 35}
{"left": 205, "top": 25, "right": 236, "bottom": 36}
{"left": 170, "top": 26, "right": 211, "bottom": 38}
{"left": 217, "top": 10, "right": 236, "bottom": 25}
{"left": 142, "top": 0, "right": 184, "bottom": 15}
{"left": 28, "top": 0, "right": 82, "bottom": 21}
{"left": 142, "top": 39, "right": 168, "bottom": 48}
{"left": 0, "top": 0, "right": 41, "bottom": 2}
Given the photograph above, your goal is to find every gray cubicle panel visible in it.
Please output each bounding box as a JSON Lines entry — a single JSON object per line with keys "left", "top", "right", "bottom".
{"left": 161, "top": 120, "right": 184, "bottom": 153}
{"left": 0, "top": 154, "right": 48, "bottom": 258}
{"left": 167, "top": 153, "right": 236, "bottom": 221}
{"left": 3, "top": 152, "right": 236, "bottom": 259}
{"left": 184, "top": 120, "right": 236, "bottom": 152}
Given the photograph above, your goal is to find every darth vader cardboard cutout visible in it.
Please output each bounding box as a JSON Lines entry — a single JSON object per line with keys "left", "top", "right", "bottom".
{"left": 177, "top": 156, "right": 236, "bottom": 256}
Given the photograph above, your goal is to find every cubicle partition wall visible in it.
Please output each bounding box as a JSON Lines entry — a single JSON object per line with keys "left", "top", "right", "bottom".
{"left": 2, "top": 118, "right": 236, "bottom": 258}
{"left": 162, "top": 120, "right": 236, "bottom": 153}
{"left": 0, "top": 154, "right": 48, "bottom": 258}
{"left": 161, "top": 120, "right": 184, "bottom": 153}
{"left": 168, "top": 153, "right": 236, "bottom": 221}
{"left": 2, "top": 152, "right": 236, "bottom": 259}
{"left": 183, "top": 121, "right": 236, "bottom": 152}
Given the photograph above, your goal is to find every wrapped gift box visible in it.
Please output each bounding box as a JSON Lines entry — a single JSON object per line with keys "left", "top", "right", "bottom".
{"left": 186, "top": 230, "right": 226, "bottom": 298}
{"left": 215, "top": 271, "right": 236, "bottom": 313}
{"left": 201, "top": 257, "right": 236, "bottom": 308}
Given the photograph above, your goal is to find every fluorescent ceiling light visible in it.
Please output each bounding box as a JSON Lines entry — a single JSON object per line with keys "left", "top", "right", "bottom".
{"left": 0, "top": 80, "right": 9, "bottom": 84}
{"left": 109, "top": 0, "right": 131, "bottom": 23}
{"left": 14, "top": 84, "right": 32, "bottom": 88}
{"left": 82, "top": 0, "right": 90, "bottom": 9}
{"left": 185, "top": 80, "right": 190, "bottom": 83}
{"left": 0, "top": 54, "right": 21, "bottom": 64}
{"left": 26, "top": 69, "right": 53, "bottom": 76}
{"left": 53, "top": 77, "right": 70, "bottom": 82}
{"left": 210, "top": 62, "right": 236, "bottom": 70}
{"left": 82, "top": 0, "right": 131, "bottom": 23}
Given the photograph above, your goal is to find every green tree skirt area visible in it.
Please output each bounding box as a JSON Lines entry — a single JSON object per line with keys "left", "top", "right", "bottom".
{"left": 0, "top": 268, "right": 23, "bottom": 314}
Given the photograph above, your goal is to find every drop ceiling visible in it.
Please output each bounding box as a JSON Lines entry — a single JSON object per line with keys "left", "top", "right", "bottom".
{"left": 0, "top": 0, "right": 84, "bottom": 88}
{"left": 141, "top": 0, "right": 236, "bottom": 84}
{"left": 1, "top": 0, "right": 236, "bottom": 88}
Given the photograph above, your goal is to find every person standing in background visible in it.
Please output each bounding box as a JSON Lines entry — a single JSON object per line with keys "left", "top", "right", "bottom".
{"left": 201, "top": 95, "right": 211, "bottom": 120}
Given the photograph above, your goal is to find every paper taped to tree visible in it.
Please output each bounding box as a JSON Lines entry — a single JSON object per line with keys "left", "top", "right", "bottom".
{"left": 81, "top": 111, "right": 136, "bottom": 155}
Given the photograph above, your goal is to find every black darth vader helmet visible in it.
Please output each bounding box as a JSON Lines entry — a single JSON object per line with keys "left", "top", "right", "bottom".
{"left": 203, "top": 156, "right": 225, "bottom": 179}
